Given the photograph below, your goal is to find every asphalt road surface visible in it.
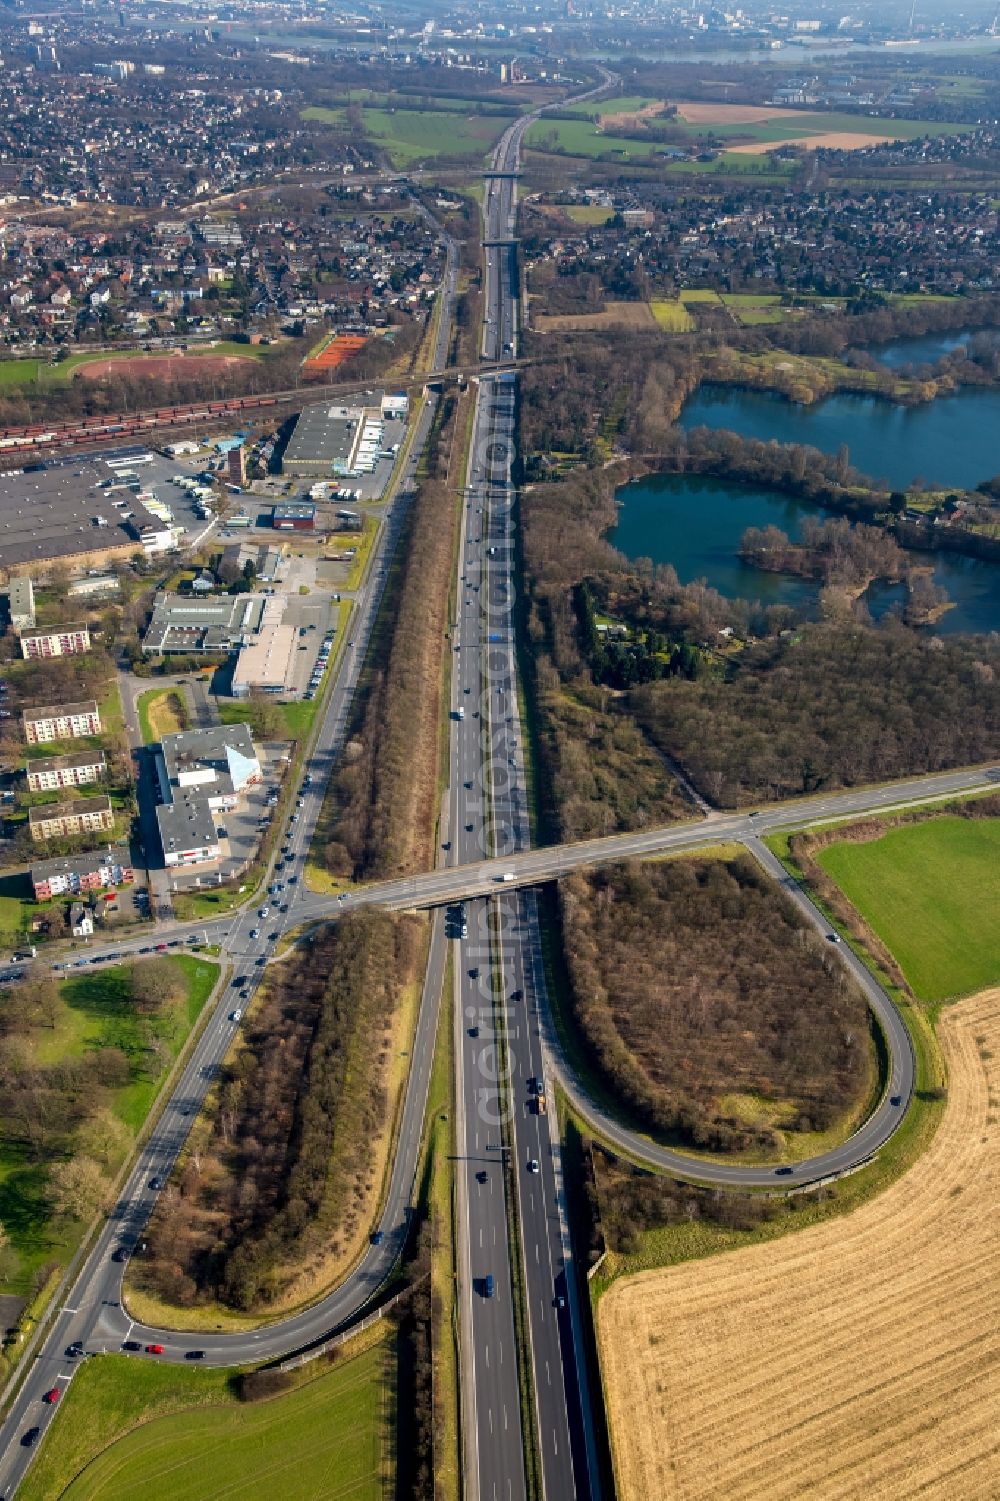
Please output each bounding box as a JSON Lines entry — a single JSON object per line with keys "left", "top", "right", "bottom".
{"left": 1, "top": 64, "right": 995, "bottom": 1496}
{"left": 461, "top": 85, "right": 614, "bottom": 1500}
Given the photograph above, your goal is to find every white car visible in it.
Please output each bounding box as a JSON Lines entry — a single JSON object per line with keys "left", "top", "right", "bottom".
{"left": 250, "top": 927, "right": 260, "bottom": 940}
{"left": 259, "top": 907, "right": 269, "bottom": 918}
{"left": 528, "top": 1159, "right": 540, "bottom": 1174}
{"left": 229, "top": 1010, "right": 243, "bottom": 1023}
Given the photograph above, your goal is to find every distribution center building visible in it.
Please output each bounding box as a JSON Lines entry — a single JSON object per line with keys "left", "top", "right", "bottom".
{"left": 281, "top": 403, "right": 364, "bottom": 477}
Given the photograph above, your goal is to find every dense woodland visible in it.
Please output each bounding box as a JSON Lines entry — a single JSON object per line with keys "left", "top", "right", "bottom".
{"left": 136, "top": 911, "right": 421, "bottom": 1312}
{"left": 559, "top": 857, "right": 873, "bottom": 1153}
{"left": 633, "top": 626, "right": 1000, "bottom": 806}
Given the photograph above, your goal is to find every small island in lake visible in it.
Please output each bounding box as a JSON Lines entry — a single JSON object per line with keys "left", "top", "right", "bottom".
{"left": 738, "top": 517, "right": 953, "bottom": 626}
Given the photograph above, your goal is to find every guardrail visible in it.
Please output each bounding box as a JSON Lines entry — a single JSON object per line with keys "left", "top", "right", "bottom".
{"left": 278, "top": 1271, "right": 429, "bottom": 1370}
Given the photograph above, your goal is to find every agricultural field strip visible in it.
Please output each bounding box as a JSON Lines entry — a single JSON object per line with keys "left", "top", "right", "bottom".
{"left": 597, "top": 987, "right": 1000, "bottom": 1501}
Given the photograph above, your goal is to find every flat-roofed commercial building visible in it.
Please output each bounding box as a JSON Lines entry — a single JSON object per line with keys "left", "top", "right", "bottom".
{"left": 25, "top": 750, "right": 106, "bottom": 792}
{"left": 142, "top": 592, "right": 266, "bottom": 655}
{"left": 0, "top": 456, "right": 171, "bottom": 581}
{"left": 23, "top": 700, "right": 101, "bottom": 744}
{"left": 29, "top": 795, "right": 114, "bottom": 842}
{"left": 31, "top": 846, "right": 133, "bottom": 901}
{"left": 155, "top": 791, "right": 222, "bottom": 868}
{"left": 281, "top": 403, "right": 364, "bottom": 476}
{"left": 154, "top": 722, "right": 262, "bottom": 868}
{"left": 272, "top": 502, "right": 316, "bottom": 531}
{"left": 159, "top": 722, "right": 261, "bottom": 809}
{"left": 232, "top": 623, "right": 297, "bottom": 697}
{"left": 19, "top": 623, "right": 91, "bottom": 659}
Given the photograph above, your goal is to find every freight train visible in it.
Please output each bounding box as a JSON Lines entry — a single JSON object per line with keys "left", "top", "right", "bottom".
{"left": 0, "top": 395, "right": 280, "bottom": 457}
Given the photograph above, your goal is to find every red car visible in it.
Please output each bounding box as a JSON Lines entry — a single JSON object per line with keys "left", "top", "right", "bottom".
{"left": 43, "top": 1388, "right": 60, "bottom": 1404}
{"left": 145, "top": 1344, "right": 165, "bottom": 1355}
{"left": 154, "top": 944, "right": 168, "bottom": 953}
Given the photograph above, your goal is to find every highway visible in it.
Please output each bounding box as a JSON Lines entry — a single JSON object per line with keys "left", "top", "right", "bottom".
{"left": 460, "top": 92, "right": 611, "bottom": 1501}
{"left": 0, "top": 62, "right": 995, "bottom": 1495}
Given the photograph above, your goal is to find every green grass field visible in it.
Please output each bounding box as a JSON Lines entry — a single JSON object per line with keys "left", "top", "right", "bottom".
{"left": 0, "top": 956, "right": 217, "bottom": 1296}
{"left": 563, "top": 204, "right": 615, "bottom": 225}
{"left": 564, "top": 94, "right": 660, "bottom": 119}
{"left": 20, "top": 1336, "right": 393, "bottom": 1501}
{"left": 526, "top": 101, "right": 971, "bottom": 170}
{"left": 649, "top": 299, "right": 695, "bottom": 332}
{"left": 304, "top": 104, "right": 516, "bottom": 166}
{"left": 818, "top": 817, "right": 1000, "bottom": 1003}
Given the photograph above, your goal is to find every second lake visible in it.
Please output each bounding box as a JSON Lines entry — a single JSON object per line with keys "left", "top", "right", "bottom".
{"left": 678, "top": 383, "right": 1000, "bottom": 493}
{"left": 609, "top": 473, "right": 1000, "bottom": 636}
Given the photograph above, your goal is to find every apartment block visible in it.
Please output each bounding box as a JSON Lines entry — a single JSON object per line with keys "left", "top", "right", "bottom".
{"left": 31, "top": 847, "right": 133, "bottom": 901}
{"left": 23, "top": 700, "right": 101, "bottom": 744}
{"left": 28, "top": 795, "right": 114, "bottom": 842}
{"left": 19, "top": 623, "right": 91, "bottom": 659}
{"left": 25, "top": 751, "right": 106, "bottom": 793}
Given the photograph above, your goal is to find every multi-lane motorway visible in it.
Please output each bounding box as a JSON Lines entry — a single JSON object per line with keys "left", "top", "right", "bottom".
{"left": 450, "top": 90, "right": 622, "bottom": 1500}
{"left": 0, "top": 68, "right": 997, "bottom": 1496}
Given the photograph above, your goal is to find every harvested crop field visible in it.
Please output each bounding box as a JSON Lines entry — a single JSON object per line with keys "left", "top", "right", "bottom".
{"left": 598, "top": 985, "right": 1000, "bottom": 1501}
{"left": 77, "top": 353, "right": 254, "bottom": 381}
{"left": 674, "top": 101, "right": 803, "bottom": 125}
{"left": 728, "top": 131, "right": 894, "bottom": 154}
{"left": 533, "top": 301, "right": 657, "bottom": 333}
{"left": 600, "top": 100, "right": 668, "bottom": 132}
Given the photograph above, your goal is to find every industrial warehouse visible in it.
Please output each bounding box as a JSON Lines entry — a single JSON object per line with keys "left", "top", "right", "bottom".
{"left": 0, "top": 454, "right": 179, "bottom": 581}
{"left": 280, "top": 391, "right": 408, "bottom": 496}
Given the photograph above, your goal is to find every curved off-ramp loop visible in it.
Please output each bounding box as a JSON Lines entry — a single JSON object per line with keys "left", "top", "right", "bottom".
{"left": 532, "top": 838, "right": 916, "bottom": 1190}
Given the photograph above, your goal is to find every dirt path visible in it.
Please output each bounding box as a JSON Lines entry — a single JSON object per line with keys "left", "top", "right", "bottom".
{"left": 598, "top": 986, "right": 1000, "bottom": 1501}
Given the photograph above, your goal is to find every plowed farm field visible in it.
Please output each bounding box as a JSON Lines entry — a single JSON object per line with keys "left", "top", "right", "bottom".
{"left": 598, "top": 986, "right": 1000, "bottom": 1501}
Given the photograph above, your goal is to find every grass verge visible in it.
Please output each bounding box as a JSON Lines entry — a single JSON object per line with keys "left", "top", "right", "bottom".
{"left": 136, "top": 687, "right": 188, "bottom": 746}
{"left": 20, "top": 1330, "right": 395, "bottom": 1501}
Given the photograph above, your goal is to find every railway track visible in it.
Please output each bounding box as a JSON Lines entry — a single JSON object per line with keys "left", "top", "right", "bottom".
{"left": 0, "top": 357, "right": 523, "bottom": 468}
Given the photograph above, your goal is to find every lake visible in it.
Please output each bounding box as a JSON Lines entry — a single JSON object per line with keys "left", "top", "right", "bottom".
{"left": 609, "top": 473, "right": 1000, "bottom": 635}
{"left": 862, "top": 329, "right": 977, "bottom": 369}
{"left": 678, "top": 383, "right": 1000, "bottom": 492}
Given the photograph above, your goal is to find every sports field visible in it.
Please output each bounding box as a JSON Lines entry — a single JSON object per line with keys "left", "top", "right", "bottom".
{"left": 818, "top": 816, "right": 1000, "bottom": 1002}
{"left": 22, "top": 1337, "right": 393, "bottom": 1501}
{"left": 0, "top": 343, "right": 270, "bottom": 391}
{"left": 598, "top": 985, "right": 1000, "bottom": 1501}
